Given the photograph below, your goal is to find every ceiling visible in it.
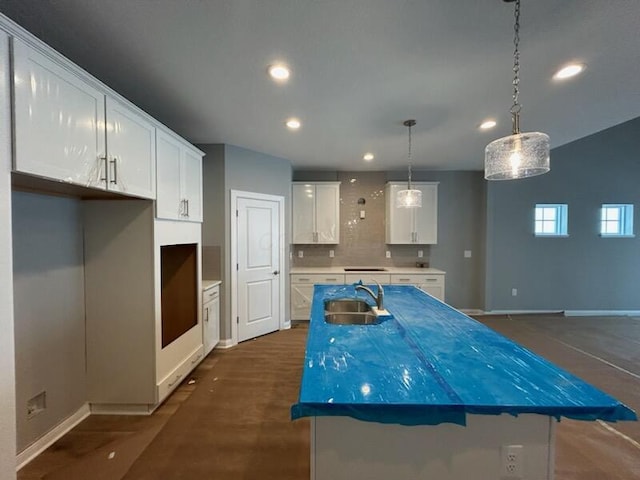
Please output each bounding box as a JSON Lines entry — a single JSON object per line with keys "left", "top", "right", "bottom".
{"left": 1, "top": 1, "right": 639, "bottom": 171}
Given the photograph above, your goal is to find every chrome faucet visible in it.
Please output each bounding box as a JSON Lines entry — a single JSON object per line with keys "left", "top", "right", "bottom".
{"left": 355, "top": 281, "right": 384, "bottom": 310}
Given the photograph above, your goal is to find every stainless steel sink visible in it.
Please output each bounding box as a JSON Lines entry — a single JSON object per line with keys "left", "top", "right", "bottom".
{"left": 324, "top": 299, "right": 372, "bottom": 313}
{"left": 325, "top": 312, "right": 379, "bottom": 325}
{"left": 324, "top": 299, "right": 378, "bottom": 325}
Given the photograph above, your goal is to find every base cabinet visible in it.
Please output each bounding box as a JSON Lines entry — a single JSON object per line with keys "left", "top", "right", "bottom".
{"left": 203, "top": 284, "right": 220, "bottom": 355}
{"left": 390, "top": 274, "right": 445, "bottom": 302}
{"left": 290, "top": 274, "right": 346, "bottom": 320}
{"left": 84, "top": 200, "right": 203, "bottom": 413}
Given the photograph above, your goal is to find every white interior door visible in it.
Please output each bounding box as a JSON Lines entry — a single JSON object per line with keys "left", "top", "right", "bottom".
{"left": 236, "top": 195, "right": 281, "bottom": 342}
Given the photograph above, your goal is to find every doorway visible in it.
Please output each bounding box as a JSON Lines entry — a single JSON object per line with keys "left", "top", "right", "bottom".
{"left": 231, "top": 190, "right": 285, "bottom": 343}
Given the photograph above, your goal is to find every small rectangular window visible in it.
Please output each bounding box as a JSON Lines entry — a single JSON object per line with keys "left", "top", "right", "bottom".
{"left": 600, "top": 204, "right": 634, "bottom": 237}
{"left": 534, "top": 204, "right": 568, "bottom": 237}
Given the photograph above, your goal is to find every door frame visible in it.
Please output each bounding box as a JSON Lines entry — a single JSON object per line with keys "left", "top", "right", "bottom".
{"left": 230, "top": 189, "right": 286, "bottom": 345}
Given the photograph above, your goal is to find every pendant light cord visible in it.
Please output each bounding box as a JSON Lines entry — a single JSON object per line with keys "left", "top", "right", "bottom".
{"left": 403, "top": 119, "right": 416, "bottom": 190}
{"left": 510, "top": 0, "right": 522, "bottom": 134}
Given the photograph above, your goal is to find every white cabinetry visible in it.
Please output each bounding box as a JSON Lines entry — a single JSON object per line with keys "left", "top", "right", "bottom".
{"left": 203, "top": 284, "right": 220, "bottom": 355}
{"left": 12, "top": 38, "right": 156, "bottom": 199}
{"left": 290, "top": 273, "right": 345, "bottom": 320}
{"left": 292, "top": 182, "right": 340, "bottom": 244}
{"left": 345, "top": 273, "right": 391, "bottom": 285}
{"left": 156, "top": 129, "right": 203, "bottom": 221}
{"left": 390, "top": 273, "right": 445, "bottom": 302}
{"left": 84, "top": 201, "right": 203, "bottom": 413}
{"left": 385, "top": 182, "right": 438, "bottom": 244}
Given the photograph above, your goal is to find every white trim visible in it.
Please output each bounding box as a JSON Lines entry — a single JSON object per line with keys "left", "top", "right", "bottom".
{"left": 90, "top": 404, "right": 154, "bottom": 416}
{"left": 458, "top": 309, "right": 485, "bottom": 316}
{"left": 564, "top": 310, "right": 640, "bottom": 317}
{"left": 230, "top": 190, "right": 286, "bottom": 345}
{"left": 16, "top": 403, "right": 90, "bottom": 470}
{"left": 216, "top": 338, "right": 236, "bottom": 349}
{"left": 484, "top": 310, "right": 563, "bottom": 315}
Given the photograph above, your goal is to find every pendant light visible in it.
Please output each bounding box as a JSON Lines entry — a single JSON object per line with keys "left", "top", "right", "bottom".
{"left": 397, "top": 119, "right": 422, "bottom": 208}
{"left": 485, "top": 0, "right": 550, "bottom": 181}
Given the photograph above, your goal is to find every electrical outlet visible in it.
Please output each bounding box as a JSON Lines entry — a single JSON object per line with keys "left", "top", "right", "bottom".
{"left": 417, "top": 250, "right": 423, "bottom": 258}
{"left": 298, "top": 250, "right": 304, "bottom": 258}
{"left": 385, "top": 250, "right": 391, "bottom": 258}
{"left": 464, "top": 250, "right": 472, "bottom": 258}
{"left": 501, "top": 444, "right": 523, "bottom": 478}
{"left": 511, "top": 288, "right": 518, "bottom": 296}
{"left": 329, "top": 250, "right": 335, "bottom": 258}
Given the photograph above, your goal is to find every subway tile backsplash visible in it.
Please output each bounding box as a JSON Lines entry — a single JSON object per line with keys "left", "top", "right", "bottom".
{"left": 292, "top": 171, "right": 430, "bottom": 268}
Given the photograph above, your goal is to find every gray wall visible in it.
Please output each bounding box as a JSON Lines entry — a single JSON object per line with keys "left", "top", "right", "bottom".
{"left": 293, "top": 170, "right": 486, "bottom": 310}
{"left": 12, "top": 192, "right": 87, "bottom": 451}
{"left": 486, "top": 117, "right": 640, "bottom": 311}
{"left": 200, "top": 144, "right": 292, "bottom": 340}
{"left": 0, "top": 30, "right": 16, "bottom": 478}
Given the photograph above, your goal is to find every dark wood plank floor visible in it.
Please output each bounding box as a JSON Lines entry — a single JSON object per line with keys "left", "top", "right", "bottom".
{"left": 18, "top": 315, "right": 640, "bottom": 479}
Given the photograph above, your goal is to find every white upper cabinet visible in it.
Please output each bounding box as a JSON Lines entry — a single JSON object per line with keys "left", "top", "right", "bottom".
{"left": 12, "top": 38, "right": 106, "bottom": 187}
{"left": 156, "top": 129, "right": 203, "bottom": 222}
{"left": 12, "top": 38, "right": 156, "bottom": 199}
{"left": 292, "top": 182, "right": 340, "bottom": 244}
{"left": 105, "top": 96, "right": 156, "bottom": 199}
{"left": 385, "top": 182, "right": 438, "bottom": 244}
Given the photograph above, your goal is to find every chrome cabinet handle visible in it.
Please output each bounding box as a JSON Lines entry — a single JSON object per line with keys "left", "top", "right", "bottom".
{"left": 191, "top": 354, "right": 202, "bottom": 365}
{"left": 186, "top": 199, "right": 190, "bottom": 217}
{"left": 100, "top": 156, "right": 108, "bottom": 182}
{"left": 110, "top": 158, "right": 118, "bottom": 184}
{"left": 204, "top": 306, "right": 209, "bottom": 322}
{"left": 168, "top": 374, "right": 182, "bottom": 388}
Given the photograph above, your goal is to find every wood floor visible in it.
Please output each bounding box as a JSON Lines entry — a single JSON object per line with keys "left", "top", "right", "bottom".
{"left": 18, "top": 315, "right": 640, "bottom": 479}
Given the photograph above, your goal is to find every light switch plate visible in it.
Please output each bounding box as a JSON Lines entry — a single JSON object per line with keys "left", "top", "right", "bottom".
{"left": 298, "top": 250, "right": 304, "bottom": 258}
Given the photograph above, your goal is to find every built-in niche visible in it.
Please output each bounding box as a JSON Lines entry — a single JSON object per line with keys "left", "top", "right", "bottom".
{"left": 161, "top": 243, "right": 198, "bottom": 348}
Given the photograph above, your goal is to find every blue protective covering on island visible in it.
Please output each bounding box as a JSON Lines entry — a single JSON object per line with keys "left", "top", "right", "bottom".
{"left": 291, "top": 284, "right": 637, "bottom": 426}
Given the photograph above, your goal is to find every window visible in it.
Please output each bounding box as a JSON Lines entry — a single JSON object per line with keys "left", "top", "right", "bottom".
{"left": 534, "top": 204, "right": 568, "bottom": 236}
{"left": 600, "top": 204, "right": 634, "bottom": 237}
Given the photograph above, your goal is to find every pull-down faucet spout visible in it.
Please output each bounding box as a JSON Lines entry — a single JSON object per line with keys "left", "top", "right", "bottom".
{"left": 355, "top": 281, "right": 384, "bottom": 310}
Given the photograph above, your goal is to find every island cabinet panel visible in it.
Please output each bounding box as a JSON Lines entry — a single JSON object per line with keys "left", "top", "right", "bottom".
{"left": 344, "top": 273, "right": 390, "bottom": 285}
{"left": 390, "top": 273, "right": 445, "bottom": 302}
{"left": 292, "top": 182, "right": 340, "bottom": 244}
{"left": 385, "top": 182, "right": 438, "bottom": 244}
{"left": 13, "top": 38, "right": 157, "bottom": 199}
{"left": 290, "top": 274, "right": 345, "bottom": 320}
{"left": 156, "top": 129, "right": 203, "bottom": 222}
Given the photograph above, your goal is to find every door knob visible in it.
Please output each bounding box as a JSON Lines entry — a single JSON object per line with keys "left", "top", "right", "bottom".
{"left": 273, "top": 270, "right": 280, "bottom": 275}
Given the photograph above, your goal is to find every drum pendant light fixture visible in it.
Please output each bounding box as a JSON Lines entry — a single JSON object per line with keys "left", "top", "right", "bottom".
{"left": 485, "top": 0, "right": 550, "bottom": 180}
{"left": 397, "top": 119, "right": 422, "bottom": 208}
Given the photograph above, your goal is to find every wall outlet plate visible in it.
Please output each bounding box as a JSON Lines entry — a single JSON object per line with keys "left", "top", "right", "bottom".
{"left": 298, "top": 250, "right": 304, "bottom": 258}
{"left": 385, "top": 251, "right": 391, "bottom": 258}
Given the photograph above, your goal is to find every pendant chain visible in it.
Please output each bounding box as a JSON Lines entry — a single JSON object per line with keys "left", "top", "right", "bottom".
{"left": 511, "top": 0, "right": 521, "bottom": 115}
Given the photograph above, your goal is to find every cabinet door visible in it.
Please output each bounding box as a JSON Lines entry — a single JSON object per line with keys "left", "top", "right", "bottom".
{"left": 385, "top": 183, "right": 414, "bottom": 244}
{"left": 203, "top": 287, "right": 220, "bottom": 355}
{"left": 292, "top": 184, "right": 315, "bottom": 243}
{"left": 414, "top": 183, "right": 438, "bottom": 244}
{"left": 182, "top": 148, "right": 203, "bottom": 222}
{"left": 291, "top": 283, "right": 314, "bottom": 320}
{"left": 418, "top": 283, "right": 444, "bottom": 302}
{"left": 315, "top": 183, "right": 340, "bottom": 243}
{"left": 156, "top": 130, "right": 182, "bottom": 220}
{"left": 13, "top": 39, "right": 106, "bottom": 187}
{"left": 105, "top": 96, "right": 155, "bottom": 199}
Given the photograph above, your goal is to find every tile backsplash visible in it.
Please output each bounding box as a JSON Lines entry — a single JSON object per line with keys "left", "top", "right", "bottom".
{"left": 292, "top": 171, "right": 430, "bottom": 268}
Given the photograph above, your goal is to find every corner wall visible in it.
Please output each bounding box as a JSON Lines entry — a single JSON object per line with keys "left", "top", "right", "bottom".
{"left": 485, "top": 117, "right": 640, "bottom": 311}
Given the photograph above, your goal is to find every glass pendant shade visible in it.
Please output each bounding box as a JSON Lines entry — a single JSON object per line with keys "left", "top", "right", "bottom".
{"left": 485, "top": 131, "right": 550, "bottom": 180}
{"left": 397, "top": 188, "right": 422, "bottom": 208}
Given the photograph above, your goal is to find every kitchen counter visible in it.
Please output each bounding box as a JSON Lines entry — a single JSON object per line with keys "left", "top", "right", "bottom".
{"left": 290, "top": 266, "right": 445, "bottom": 275}
{"left": 291, "top": 284, "right": 635, "bottom": 480}
{"left": 202, "top": 279, "right": 221, "bottom": 290}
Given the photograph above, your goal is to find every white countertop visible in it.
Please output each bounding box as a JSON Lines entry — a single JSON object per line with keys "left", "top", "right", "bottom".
{"left": 203, "top": 279, "right": 222, "bottom": 290}
{"left": 290, "top": 266, "right": 445, "bottom": 275}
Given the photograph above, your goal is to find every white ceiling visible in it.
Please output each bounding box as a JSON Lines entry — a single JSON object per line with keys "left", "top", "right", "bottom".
{"left": 1, "top": 0, "right": 639, "bottom": 171}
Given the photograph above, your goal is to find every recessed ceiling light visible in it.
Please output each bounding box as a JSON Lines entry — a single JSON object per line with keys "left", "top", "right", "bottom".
{"left": 479, "top": 119, "right": 497, "bottom": 130}
{"left": 286, "top": 118, "right": 301, "bottom": 130}
{"left": 363, "top": 153, "right": 374, "bottom": 161}
{"left": 268, "top": 64, "right": 290, "bottom": 81}
{"left": 553, "top": 63, "right": 585, "bottom": 80}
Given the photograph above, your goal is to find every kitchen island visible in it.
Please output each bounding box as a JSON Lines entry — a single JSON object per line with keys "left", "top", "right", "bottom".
{"left": 291, "top": 284, "right": 635, "bottom": 480}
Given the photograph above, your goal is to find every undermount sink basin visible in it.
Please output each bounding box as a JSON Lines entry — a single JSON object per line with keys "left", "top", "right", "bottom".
{"left": 325, "top": 299, "right": 372, "bottom": 313}
{"left": 325, "top": 312, "right": 379, "bottom": 325}
{"left": 324, "top": 299, "right": 378, "bottom": 325}
{"left": 343, "top": 267, "right": 387, "bottom": 272}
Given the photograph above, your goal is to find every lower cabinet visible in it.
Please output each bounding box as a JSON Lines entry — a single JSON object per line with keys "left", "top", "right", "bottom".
{"left": 84, "top": 200, "right": 204, "bottom": 413}
{"left": 203, "top": 284, "right": 220, "bottom": 355}
{"left": 390, "top": 274, "right": 446, "bottom": 302}
{"left": 291, "top": 274, "right": 346, "bottom": 320}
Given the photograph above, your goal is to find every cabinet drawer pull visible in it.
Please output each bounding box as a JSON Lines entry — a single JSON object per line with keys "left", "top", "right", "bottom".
{"left": 110, "top": 158, "right": 118, "bottom": 184}
{"left": 398, "top": 278, "right": 411, "bottom": 282}
{"left": 191, "top": 354, "right": 202, "bottom": 365}
{"left": 298, "top": 278, "right": 310, "bottom": 281}
{"left": 168, "top": 374, "right": 183, "bottom": 388}
{"left": 325, "top": 278, "right": 338, "bottom": 281}
{"left": 100, "top": 156, "right": 108, "bottom": 182}
{"left": 426, "top": 278, "right": 437, "bottom": 282}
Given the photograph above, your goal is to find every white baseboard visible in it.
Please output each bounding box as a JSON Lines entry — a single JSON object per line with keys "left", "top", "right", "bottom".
{"left": 90, "top": 403, "right": 154, "bottom": 416}
{"left": 16, "top": 403, "right": 91, "bottom": 471}
{"left": 484, "top": 310, "right": 563, "bottom": 315}
{"left": 216, "top": 338, "right": 236, "bottom": 349}
{"left": 564, "top": 310, "right": 640, "bottom": 317}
